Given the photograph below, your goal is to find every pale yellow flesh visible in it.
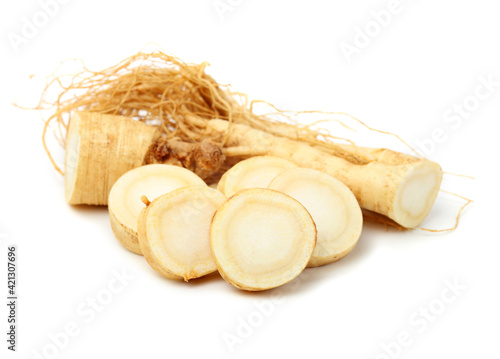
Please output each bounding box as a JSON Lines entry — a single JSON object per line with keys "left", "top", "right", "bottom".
{"left": 210, "top": 188, "right": 317, "bottom": 291}
{"left": 139, "top": 186, "right": 226, "bottom": 281}
{"left": 217, "top": 156, "right": 297, "bottom": 197}
{"left": 108, "top": 164, "right": 206, "bottom": 254}
{"left": 392, "top": 161, "right": 442, "bottom": 228}
{"left": 269, "top": 168, "right": 363, "bottom": 267}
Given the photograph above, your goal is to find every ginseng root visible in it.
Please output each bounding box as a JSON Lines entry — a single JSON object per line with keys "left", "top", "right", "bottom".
{"left": 108, "top": 164, "right": 206, "bottom": 254}
{"left": 138, "top": 186, "right": 226, "bottom": 281}
{"left": 269, "top": 167, "right": 363, "bottom": 267}
{"left": 207, "top": 120, "right": 443, "bottom": 229}
{"left": 210, "top": 188, "right": 317, "bottom": 291}
{"left": 217, "top": 156, "right": 297, "bottom": 197}
{"left": 65, "top": 112, "right": 160, "bottom": 205}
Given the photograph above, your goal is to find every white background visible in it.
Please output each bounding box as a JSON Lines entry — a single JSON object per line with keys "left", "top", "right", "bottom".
{"left": 1, "top": 0, "right": 499, "bottom": 358}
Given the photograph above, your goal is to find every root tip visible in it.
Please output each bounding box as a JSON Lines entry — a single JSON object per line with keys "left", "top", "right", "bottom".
{"left": 141, "top": 195, "right": 151, "bottom": 207}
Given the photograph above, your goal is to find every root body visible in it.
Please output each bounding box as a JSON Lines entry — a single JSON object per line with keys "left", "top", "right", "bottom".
{"left": 207, "top": 120, "right": 442, "bottom": 228}
{"left": 65, "top": 112, "right": 159, "bottom": 205}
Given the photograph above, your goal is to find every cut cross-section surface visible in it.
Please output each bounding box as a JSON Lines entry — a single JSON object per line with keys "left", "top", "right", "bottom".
{"left": 138, "top": 186, "right": 226, "bottom": 281}
{"left": 269, "top": 168, "right": 363, "bottom": 267}
{"left": 210, "top": 188, "right": 317, "bottom": 291}
{"left": 217, "top": 156, "right": 297, "bottom": 197}
{"left": 108, "top": 164, "right": 206, "bottom": 254}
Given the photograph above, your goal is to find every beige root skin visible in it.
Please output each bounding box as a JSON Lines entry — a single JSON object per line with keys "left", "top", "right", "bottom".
{"left": 109, "top": 209, "right": 143, "bottom": 254}
{"left": 65, "top": 112, "right": 160, "bottom": 205}
{"left": 207, "top": 120, "right": 443, "bottom": 229}
{"left": 335, "top": 145, "right": 422, "bottom": 166}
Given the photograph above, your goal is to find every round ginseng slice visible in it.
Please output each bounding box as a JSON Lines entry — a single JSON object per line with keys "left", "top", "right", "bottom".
{"left": 210, "top": 188, "right": 317, "bottom": 291}
{"left": 138, "top": 186, "right": 226, "bottom": 281}
{"left": 108, "top": 164, "right": 206, "bottom": 255}
{"left": 269, "top": 168, "right": 363, "bottom": 267}
{"left": 217, "top": 156, "right": 297, "bottom": 197}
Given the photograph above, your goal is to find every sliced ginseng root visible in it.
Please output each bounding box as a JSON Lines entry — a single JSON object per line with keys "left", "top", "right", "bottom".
{"left": 217, "top": 156, "right": 297, "bottom": 197}
{"left": 269, "top": 168, "right": 363, "bottom": 267}
{"left": 138, "top": 186, "right": 226, "bottom": 281}
{"left": 108, "top": 164, "right": 206, "bottom": 255}
{"left": 210, "top": 188, "right": 317, "bottom": 291}
{"left": 65, "top": 112, "right": 160, "bottom": 205}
